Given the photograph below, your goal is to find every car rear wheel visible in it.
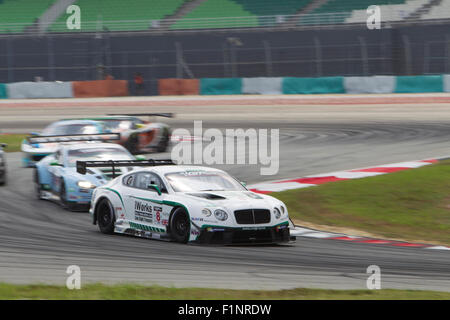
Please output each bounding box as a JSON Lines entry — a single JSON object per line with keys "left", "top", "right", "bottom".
{"left": 169, "top": 207, "right": 190, "bottom": 243}
{"left": 125, "top": 134, "right": 139, "bottom": 154}
{"left": 96, "top": 199, "right": 115, "bottom": 234}
{"left": 34, "top": 170, "right": 42, "bottom": 199}
{"left": 157, "top": 131, "right": 170, "bottom": 152}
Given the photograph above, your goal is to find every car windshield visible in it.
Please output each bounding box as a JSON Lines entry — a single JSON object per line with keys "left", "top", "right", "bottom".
{"left": 102, "top": 120, "right": 135, "bottom": 131}
{"left": 43, "top": 123, "right": 100, "bottom": 135}
{"left": 67, "top": 148, "right": 134, "bottom": 166}
{"left": 165, "top": 171, "right": 245, "bottom": 192}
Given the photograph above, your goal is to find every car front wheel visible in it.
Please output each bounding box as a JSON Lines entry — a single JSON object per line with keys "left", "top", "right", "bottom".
{"left": 169, "top": 207, "right": 190, "bottom": 243}
{"left": 96, "top": 199, "right": 116, "bottom": 234}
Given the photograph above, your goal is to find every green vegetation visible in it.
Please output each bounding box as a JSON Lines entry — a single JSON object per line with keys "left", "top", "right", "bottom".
{"left": 0, "top": 283, "right": 449, "bottom": 300}
{"left": 274, "top": 161, "right": 450, "bottom": 245}
{"left": 0, "top": 134, "right": 27, "bottom": 152}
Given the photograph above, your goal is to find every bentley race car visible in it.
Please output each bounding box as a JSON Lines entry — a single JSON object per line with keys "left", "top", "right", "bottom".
{"left": 68, "top": 113, "right": 173, "bottom": 154}
{"left": 0, "top": 143, "right": 7, "bottom": 186}
{"left": 78, "top": 160, "right": 293, "bottom": 244}
{"left": 21, "top": 119, "right": 107, "bottom": 167}
{"left": 33, "top": 133, "right": 139, "bottom": 210}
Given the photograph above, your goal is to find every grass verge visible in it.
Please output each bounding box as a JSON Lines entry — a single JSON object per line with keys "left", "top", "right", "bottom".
{"left": 274, "top": 160, "right": 450, "bottom": 245}
{"left": 0, "top": 134, "right": 27, "bottom": 152}
{"left": 0, "top": 283, "right": 449, "bottom": 300}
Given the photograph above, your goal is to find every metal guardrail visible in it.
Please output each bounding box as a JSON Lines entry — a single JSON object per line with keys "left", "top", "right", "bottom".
{"left": 1, "top": 11, "right": 448, "bottom": 35}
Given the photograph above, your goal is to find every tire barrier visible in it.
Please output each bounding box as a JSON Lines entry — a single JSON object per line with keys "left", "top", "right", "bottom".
{"left": 2, "top": 75, "right": 450, "bottom": 99}
{"left": 344, "top": 76, "right": 396, "bottom": 94}
{"left": 158, "top": 79, "right": 199, "bottom": 95}
{"left": 6, "top": 81, "right": 73, "bottom": 99}
{"left": 0, "top": 83, "right": 7, "bottom": 99}
{"left": 395, "top": 75, "right": 444, "bottom": 93}
{"left": 242, "top": 77, "right": 282, "bottom": 95}
{"left": 72, "top": 80, "right": 129, "bottom": 98}
{"left": 282, "top": 76, "right": 345, "bottom": 94}
{"left": 200, "top": 78, "right": 242, "bottom": 95}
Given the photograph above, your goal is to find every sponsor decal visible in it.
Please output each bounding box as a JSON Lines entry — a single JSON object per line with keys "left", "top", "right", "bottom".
{"left": 162, "top": 219, "right": 168, "bottom": 226}
{"left": 129, "top": 222, "right": 164, "bottom": 233}
{"left": 191, "top": 229, "right": 200, "bottom": 236}
{"left": 135, "top": 201, "right": 153, "bottom": 223}
{"left": 153, "top": 206, "right": 163, "bottom": 223}
{"left": 135, "top": 201, "right": 152, "bottom": 213}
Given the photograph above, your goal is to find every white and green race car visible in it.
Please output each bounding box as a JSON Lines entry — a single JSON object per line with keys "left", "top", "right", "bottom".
{"left": 78, "top": 160, "right": 293, "bottom": 244}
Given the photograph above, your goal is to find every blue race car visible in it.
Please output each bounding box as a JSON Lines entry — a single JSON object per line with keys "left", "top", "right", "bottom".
{"left": 34, "top": 141, "right": 137, "bottom": 211}
{"left": 22, "top": 120, "right": 107, "bottom": 167}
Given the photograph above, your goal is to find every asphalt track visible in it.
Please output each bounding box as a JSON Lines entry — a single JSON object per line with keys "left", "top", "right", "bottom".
{"left": 0, "top": 95, "right": 449, "bottom": 291}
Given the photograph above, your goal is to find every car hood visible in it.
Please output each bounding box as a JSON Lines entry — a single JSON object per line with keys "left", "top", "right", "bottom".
{"left": 22, "top": 140, "right": 59, "bottom": 153}
{"left": 182, "top": 190, "right": 278, "bottom": 210}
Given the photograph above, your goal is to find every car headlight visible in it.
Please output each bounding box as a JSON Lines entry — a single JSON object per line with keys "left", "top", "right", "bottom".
{"left": 274, "top": 207, "right": 281, "bottom": 219}
{"left": 202, "top": 208, "right": 212, "bottom": 217}
{"left": 77, "top": 181, "right": 95, "bottom": 189}
{"left": 214, "top": 209, "right": 228, "bottom": 221}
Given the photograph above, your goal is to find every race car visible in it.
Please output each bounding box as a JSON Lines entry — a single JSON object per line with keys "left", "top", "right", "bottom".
{"left": 0, "top": 143, "right": 7, "bottom": 186}
{"left": 67, "top": 113, "right": 173, "bottom": 154}
{"left": 78, "top": 160, "right": 293, "bottom": 244}
{"left": 21, "top": 119, "right": 107, "bottom": 167}
{"left": 34, "top": 135, "right": 137, "bottom": 211}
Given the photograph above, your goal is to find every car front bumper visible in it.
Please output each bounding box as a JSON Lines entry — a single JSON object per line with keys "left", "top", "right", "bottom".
{"left": 195, "top": 223, "right": 293, "bottom": 245}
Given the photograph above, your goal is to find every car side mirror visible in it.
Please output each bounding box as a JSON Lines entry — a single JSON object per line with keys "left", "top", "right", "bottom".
{"left": 148, "top": 184, "right": 162, "bottom": 196}
{"left": 50, "top": 161, "right": 62, "bottom": 166}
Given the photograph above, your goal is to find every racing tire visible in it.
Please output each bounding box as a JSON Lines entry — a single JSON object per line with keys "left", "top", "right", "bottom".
{"left": 60, "top": 180, "right": 74, "bottom": 211}
{"left": 169, "top": 207, "right": 190, "bottom": 244}
{"left": 96, "top": 199, "right": 116, "bottom": 234}
{"left": 34, "top": 170, "right": 42, "bottom": 199}
{"left": 125, "top": 134, "right": 139, "bottom": 155}
{"left": 157, "top": 131, "right": 170, "bottom": 153}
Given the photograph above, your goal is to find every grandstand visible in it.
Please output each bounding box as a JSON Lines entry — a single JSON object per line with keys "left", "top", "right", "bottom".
{"left": 50, "top": 0, "right": 187, "bottom": 31}
{"left": 0, "top": 0, "right": 55, "bottom": 32}
{"left": 0, "top": 0, "right": 449, "bottom": 33}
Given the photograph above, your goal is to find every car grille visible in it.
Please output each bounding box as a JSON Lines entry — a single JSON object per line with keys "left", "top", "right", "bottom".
{"left": 234, "top": 209, "right": 271, "bottom": 224}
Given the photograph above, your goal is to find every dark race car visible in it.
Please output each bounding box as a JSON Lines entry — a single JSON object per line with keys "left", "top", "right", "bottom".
{"left": 67, "top": 114, "right": 173, "bottom": 154}
{"left": 0, "top": 143, "right": 6, "bottom": 185}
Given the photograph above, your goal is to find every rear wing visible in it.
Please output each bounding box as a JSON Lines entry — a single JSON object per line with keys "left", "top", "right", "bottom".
{"left": 107, "top": 113, "right": 174, "bottom": 119}
{"left": 27, "top": 133, "right": 121, "bottom": 144}
{"left": 76, "top": 159, "right": 175, "bottom": 178}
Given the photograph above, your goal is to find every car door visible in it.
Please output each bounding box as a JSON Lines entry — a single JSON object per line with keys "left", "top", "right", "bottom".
{"left": 121, "top": 171, "right": 171, "bottom": 232}
{"left": 47, "top": 149, "right": 64, "bottom": 193}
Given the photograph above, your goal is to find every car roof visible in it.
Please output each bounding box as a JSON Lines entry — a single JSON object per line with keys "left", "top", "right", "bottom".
{"left": 130, "top": 165, "right": 225, "bottom": 175}
{"left": 50, "top": 119, "right": 103, "bottom": 126}
{"left": 61, "top": 142, "right": 127, "bottom": 151}
{"left": 62, "top": 116, "right": 139, "bottom": 121}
